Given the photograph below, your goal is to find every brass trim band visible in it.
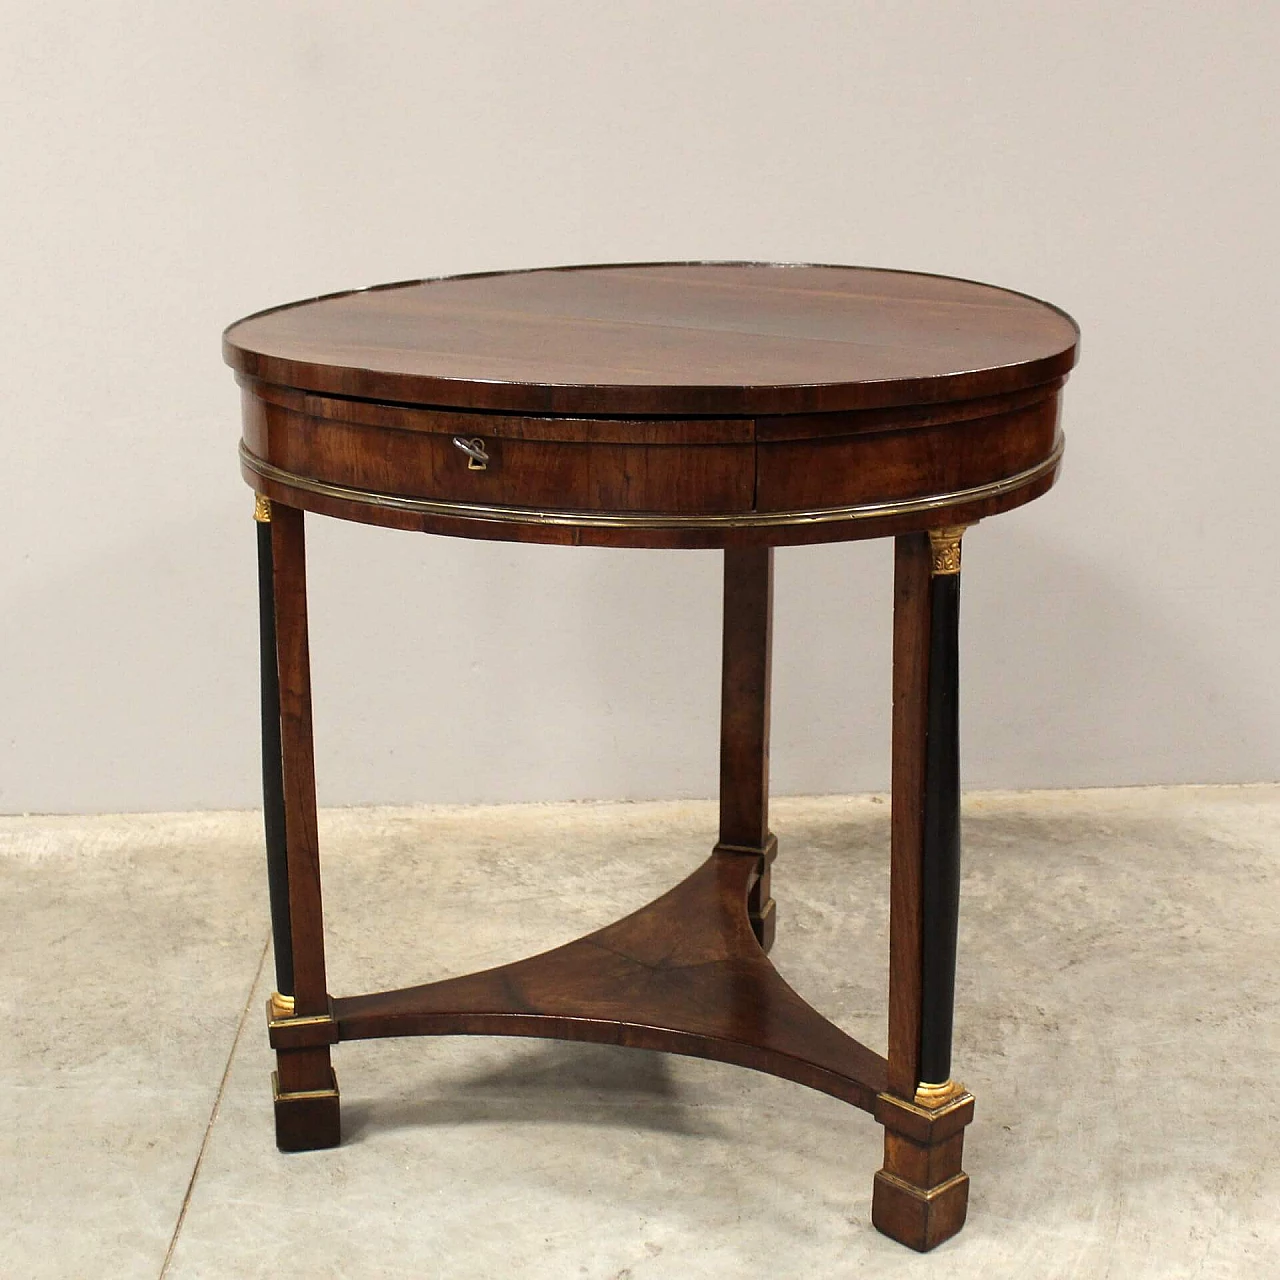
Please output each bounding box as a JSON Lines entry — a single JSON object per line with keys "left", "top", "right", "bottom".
{"left": 267, "top": 1013, "right": 335, "bottom": 1029}
{"left": 270, "top": 1070, "right": 339, "bottom": 1103}
{"left": 874, "top": 1168, "right": 969, "bottom": 1199}
{"left": 239, "top": 435, "right": 1063, "bottom": 532}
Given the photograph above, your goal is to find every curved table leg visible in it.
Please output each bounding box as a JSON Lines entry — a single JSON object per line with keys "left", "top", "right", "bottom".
{"left": 257, "top": 498, "right": 339, "bottom": 1151}
{"left": 873, "top": 528, "right": 975, "bottom": 1251}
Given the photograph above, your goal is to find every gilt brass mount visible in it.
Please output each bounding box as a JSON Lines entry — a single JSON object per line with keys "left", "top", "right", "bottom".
{"left": 914, "top": 1078, "right": 966, "bottom": 1109}
{"left": 268, "top": 990, "right": 295, "bottom": 1020}
{"left": 927, "top": 526, "right": 966, "bottom": 576}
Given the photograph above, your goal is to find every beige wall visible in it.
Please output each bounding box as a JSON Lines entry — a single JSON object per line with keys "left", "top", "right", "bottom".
{"left": 2, "top": 2, "right": 1276, "bottom": 813}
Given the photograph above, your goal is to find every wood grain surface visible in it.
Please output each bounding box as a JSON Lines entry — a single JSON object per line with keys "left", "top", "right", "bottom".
{"left": 334, "top": 853, "right": 887, "bottom": 1112}
{"left": 231, "top": 262, "right": 1077, "bottom": 547}
{"left": 225, "top": 262, "right": 1078, "bottom": 416}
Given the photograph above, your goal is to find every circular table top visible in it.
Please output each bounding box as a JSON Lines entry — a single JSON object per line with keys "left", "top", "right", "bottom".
{"left": 224, "top": 262, "right": 1078, "bottom": 417}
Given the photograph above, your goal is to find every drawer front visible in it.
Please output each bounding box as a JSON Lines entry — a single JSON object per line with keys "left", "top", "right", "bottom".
{"left": 753, "top": 396, "right": 1061, "bottom": 511}
{"left": 242, "top": 394, "right": 755, "bottom": 514}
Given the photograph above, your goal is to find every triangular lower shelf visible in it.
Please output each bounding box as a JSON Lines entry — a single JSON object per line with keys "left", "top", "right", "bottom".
{"left": 333, "top": 853, "right": 887, "bottom": 1112}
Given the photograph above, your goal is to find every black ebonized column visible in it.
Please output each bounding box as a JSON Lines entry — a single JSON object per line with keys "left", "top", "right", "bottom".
{"left": 256, "top": 505, "right": 294, "bottom": 997}
{"left": 918, "top": 564, "right": 961, "bottom": 1084}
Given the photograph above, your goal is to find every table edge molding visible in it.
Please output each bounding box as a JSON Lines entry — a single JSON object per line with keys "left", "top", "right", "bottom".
{"left": 239, "top": 435, "right": 1064, "bottom": 531}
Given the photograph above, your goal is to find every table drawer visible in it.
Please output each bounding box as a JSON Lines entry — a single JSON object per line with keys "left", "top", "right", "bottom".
{"left": 241, "top": 390, "right": 755, "bottom": 514}
{"left": 754, "top": 396, "right": 1061, "bottom": 511}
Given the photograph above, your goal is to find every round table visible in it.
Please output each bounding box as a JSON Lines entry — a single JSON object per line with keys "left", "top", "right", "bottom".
{"left": 224, "top": 262, "right": 1078, "bottom": 1252}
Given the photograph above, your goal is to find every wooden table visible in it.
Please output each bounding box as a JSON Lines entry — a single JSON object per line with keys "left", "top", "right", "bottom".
{"left": 224, "top": 262, "right": 1078, "bottom": 1251}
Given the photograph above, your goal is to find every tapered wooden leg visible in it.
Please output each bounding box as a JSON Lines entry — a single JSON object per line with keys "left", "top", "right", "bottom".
{"left": 258, "top": 497, "right": 339, "bottom": 1151}
{"left": 713, "top": 548, "right": 777, "bottom": 951}
{"left": 873, "top": 528, "right": 973, "bottom": 1251}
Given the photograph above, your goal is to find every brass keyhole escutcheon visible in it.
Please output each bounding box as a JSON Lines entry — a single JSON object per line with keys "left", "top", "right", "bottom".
{"left": 452, "top": 435, "right": 490, "bottom": 471}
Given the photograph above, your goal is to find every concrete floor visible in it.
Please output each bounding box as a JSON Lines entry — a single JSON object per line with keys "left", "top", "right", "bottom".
{"left": 2, "top": 786, "right": 1277, "bottom": 1278}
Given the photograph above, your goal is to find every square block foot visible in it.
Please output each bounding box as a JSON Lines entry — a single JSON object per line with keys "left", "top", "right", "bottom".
{"left": 272, "top": 1069, "right": 341, "bottom": 1152}
{"left": 872, "top": 1170, "right": 969, "bottom": 1252}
